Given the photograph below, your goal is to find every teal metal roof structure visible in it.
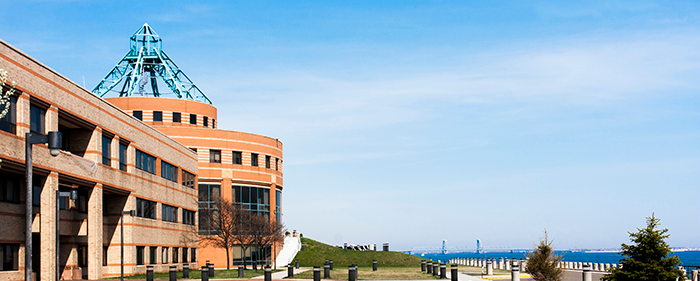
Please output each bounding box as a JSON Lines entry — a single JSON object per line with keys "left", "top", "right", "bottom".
{"left": 92, "top": 23, "right": 212, "bottom": 104}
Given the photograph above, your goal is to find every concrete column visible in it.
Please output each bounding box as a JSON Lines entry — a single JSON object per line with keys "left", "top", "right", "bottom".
{"left": 16, "top": 92, "right": 30, "bottom": 136}
{"left": 582, "top": 264, "right": 592, "bottom": 281}
{"left": 40, "top": 172, "right": 59, "bottom": 281}
{"left": 88, "top": 184, "right": 103, "bottom": 279}
{"left": 85, "top": 127, "right": 102, "bottom": 163}
{"left": 486, "top": 260, "right": 493, "bottom": 275}
{"left": 111, "top": 135, "right": 120, "bottom": 169}
{"left": 126, "top": 143, "right": 136, "bottom": 173}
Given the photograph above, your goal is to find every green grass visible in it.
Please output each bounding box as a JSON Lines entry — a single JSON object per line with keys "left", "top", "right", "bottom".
{"left": 293, "top": 237, "right": 430, "bottom": 268}
{"left": 109, "top": 268, "right": 279, "bottom": 279}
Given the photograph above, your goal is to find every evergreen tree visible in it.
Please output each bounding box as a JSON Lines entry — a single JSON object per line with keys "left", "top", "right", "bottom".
{"left": 602, "top": 214, "right": 683, "bottom": 281}
{"left": 526, "top": 230, "right": 564, "bottom": 281}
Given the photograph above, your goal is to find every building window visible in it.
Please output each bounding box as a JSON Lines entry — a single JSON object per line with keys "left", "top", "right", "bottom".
{"left": 203, "top": 116, "right": 208, "bottom": 127}
{"left": 209, "top": 150, "right": 221, "bottom": 163}
{"left": 78, "top": 245, "right": 87, "bottom": 267}
{"left": 162, "top": 204, "right": 178, "bottom": 223}
{"left": 136, "top": 150, "right": 155, "bottom": 174}
{"left": 30, "top": 104, "right": 45, "bottom": 134}
{"left": 276, "top": 190, "right": 282, "bottom": 223}
{"left": 183, "top": 209, "right": 196, "bottom": 225}
{"left": 0, "top": 96, "right": 16, "bottom": 134}
{"left": 182, "top": 248, "right": 188, "bottom": 263}
{"left": 233, "top": 185, "right": 270, "bottom": 217}
{"left": 189, "top": 114, "right": 196, "bottom": 125}
{"left": 136, "top": 246, "right": 145, "bottom": 265}
{"left": 172, "top": 112, "right": 181, "bottom": 123}
{"left": 0, "top": 244, "right": 19, "bottom": 271}
{"left": 233, "top": 151, "right": 242, "bottom": 165}
{"left": 133, "top": 110, "right": 142, "bottom": 120}
{"left": 136, "top": 198, "right": 157, "bottom": 219}
{"left": 149, "top": 247, "right": 157, "bottom": 265}
{"left": 153, "top": 111, "right": 162, "bottom": 122}
{"left": 102, "top": 135, "right": 112, "bottom": 166}
{"left": 191, "top": 248, "right": 196, "bottom": 262}
{"left": 173, "top": 247, "right": 179, "bottom": 263}
{"left": 265, "top": 155, "right": 271, "bottom": 169}
{"left": 119, "top": 143, "right": 128, "bottom": 171}
{"left": 161, "top": 161, "right": 178, "bottom": 182}
{"left": 182, "top": 170, "right": 195, "bottom": 189}
{"left": 212, "top": 119, "right": 215, "bottom": 128}
{"left": 275, "top": 158, "right": 279, "bottom": 171}
{"left": 251, "top": 153, "right": 258, "bottom": 167}
{"left": 162, "top": 247, "right": 168, "bottom": 264}
{"left": 0, "top": 174, "right": 20, "bottom": 203}
{"left": 198, "top": 184, "right": 220, "bottom": 235}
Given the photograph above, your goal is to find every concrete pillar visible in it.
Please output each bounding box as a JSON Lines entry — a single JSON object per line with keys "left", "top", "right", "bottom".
{"left": 16, "top": 92, "right": 30, "bottom": 136}
{"left": 505, "top": 259, "right": 510, "bottom": 270}
{"left": 486, "top": 260, "right": 493, "bottom": 275}
{"left": 111, "top": 135, "right": 120, "bottom": 169}
{"left": 691, "top": 269, "right": 697, "bottom": 281}
{"left": 40, "top": 172, "right": 59, "bottom": 281}
{"left": 87, "top": 184, "right": 103, "bottom": 279}
{"left": 511, "top": 260, "right": 520, "bottom": 281}
{"left": 85, "top": 127, "right": 102, "bottom": 163}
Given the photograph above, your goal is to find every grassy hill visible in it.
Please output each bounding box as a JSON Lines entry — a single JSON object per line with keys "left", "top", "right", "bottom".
{"left": 293, "top": 237, "right": 429, "bottom": 268}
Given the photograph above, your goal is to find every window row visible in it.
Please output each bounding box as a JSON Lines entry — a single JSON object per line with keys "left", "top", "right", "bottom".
{"left": 132, "top": 110, "right": 215, "bottom": 128}
{"left": 136, "top": 198, "right": 196, "bottom": 225}
{"left": 208, "top": 150, "right": 281, "bottom": 171}
{"left": 134, "top": 149, "right": 196, "bottom": 189}
{"left": 133, "top": 246, "right": 197, "bottom": 266}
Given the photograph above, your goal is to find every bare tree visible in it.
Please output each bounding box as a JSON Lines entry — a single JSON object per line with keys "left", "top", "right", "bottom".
{"left": 199, "top": 197, "right": 242, "bottom": 269}
{"left": 248, "top": 214, "right": 285, "bottom": 267}
{"left": 230, "top": 203, "right": 255, "bottom": 269}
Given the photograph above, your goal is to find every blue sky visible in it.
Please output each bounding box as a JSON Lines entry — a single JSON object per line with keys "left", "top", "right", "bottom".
{"left": 3, "top": 0, "right": 700, "bottom": 251}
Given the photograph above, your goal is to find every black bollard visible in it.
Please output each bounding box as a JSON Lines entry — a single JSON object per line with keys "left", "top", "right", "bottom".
{"left": 302, "top": 244, "right": 306, "bottom": 251}
{"left": 353, "top": 264, "right": 358, "bottom": 281}
{"left": 373, "top": 260, "right": 377, "bottom": 271}
{"left": 209, "top": 263, "right": 215, "bottom": 277}
{"left": 296, "top": 260, "right": 300, "bottom": 269}
{"left": 313, "top": 266, "right": 321, "bottom": 281}
{"left": 146, "top": 265, "right": 154, "bottom": 281}
{"left": 288, "top": 265, "right": 294, "bottom": 278}
{"left": 433, "top": 263, "right": 439, "bottom": 277}
{"left": 183, "top": 264, "right": 189, "bottom": 278}
{"left": 383, "top": 243, "right": 389, "bottom": 251}
{"left": 254, "top": 261, "right": 258, "bottom": 273}
{"left": 421, "top": 260, "right": 426, "bottom": 272}
{"left": 451, "top": 264, "right": 458, "bottom": 281}
{"left": 238, "top": 266, "right": 245, "bottom": 278}
{"left": 265, "top": 266, "right": 272, "bottom": 281}
{"left": 201, "top": 266, "right": 209, "bottom": 281}
{"left": 440, "top": 263, "right": 446, "bottom": 279}
{"left": 169, "top": 265, "right": 177, "bottom": 281}
{"left": 348, "top": 265, "right": 356, "bottom": 281}
{"left": 330, "top": 260, "right": 334, "bottom": 270}
{"left": 427, "top": 261, "right": 433, "bottom": 274}
{"left": 324, "top": 263, "right": 331, "bottom": 278}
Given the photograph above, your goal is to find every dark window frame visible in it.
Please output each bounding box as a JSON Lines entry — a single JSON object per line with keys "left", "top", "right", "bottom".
{"left": 161, "top": 161, "right": 179, "bottom": 182}
{"left": 136, "top": 149, "right": 156, "bottom": 174}
{"left": 133, "top": 110, "right": 143, "bottom": 121}
{"left": 265, "top": 155, "right": 271, "bottom": 169}
{"left": 136, "top": 198, "right": 157, "bottom": 219}
{"left": 251, "top": 153, "right": 258, "bottom": 167}
{"left": 189, "top": 114, "right": 197, "bottom": 125}
{"left": 0, "top": 243, "right": 19, "bottom": 271}
{"left": 209, "top": 150, "right": 221, "bottom": 163}
{"left": 183, "top": 209, "right": 196, "bottom": 225}
{"left": 0, "top": 174, "right": 20, "bottom": 203}
{"left": 136, "top": 246, "right": 145, "bottom": 265}
{"left": 172, "top": 112, "right": 181, "bottom": 123}
{"left": 153, "top": 111, "right": 163, "bottom": 122}
{"left": 0, "top": 95, "right": 17, "bottom": 134}
{"left": 102, "top": 135, "right": 112, "bottom": 166}
{"left": 119, "top": 142, "right": 128, "bottom": 171}
{"left": 182, "top": 170, "right": 195, "bottom": 189}
{"left": 203, "top": 116, "right": 208, "bottom": 127}
{"left": 162, "top": 204, "right": 178, "bottom": 223}
{"left": 30, "top": 104, "right": 45, "bottom": 135}
{"left": 232, "top": 151, "right": 242, "bottom": 165}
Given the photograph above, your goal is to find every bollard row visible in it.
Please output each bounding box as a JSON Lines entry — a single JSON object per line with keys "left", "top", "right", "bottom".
{"left": 448, "top": 256, "right": 620, "bottom": 273}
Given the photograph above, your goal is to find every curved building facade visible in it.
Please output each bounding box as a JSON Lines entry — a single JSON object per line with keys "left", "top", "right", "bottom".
{"left": 105, "top": 97, "right": 283, "bottom": 268}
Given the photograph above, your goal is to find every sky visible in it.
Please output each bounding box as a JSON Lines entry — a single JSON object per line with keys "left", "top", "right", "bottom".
{"left": 2, "top": 0, "right": 699, "bottom": 251}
